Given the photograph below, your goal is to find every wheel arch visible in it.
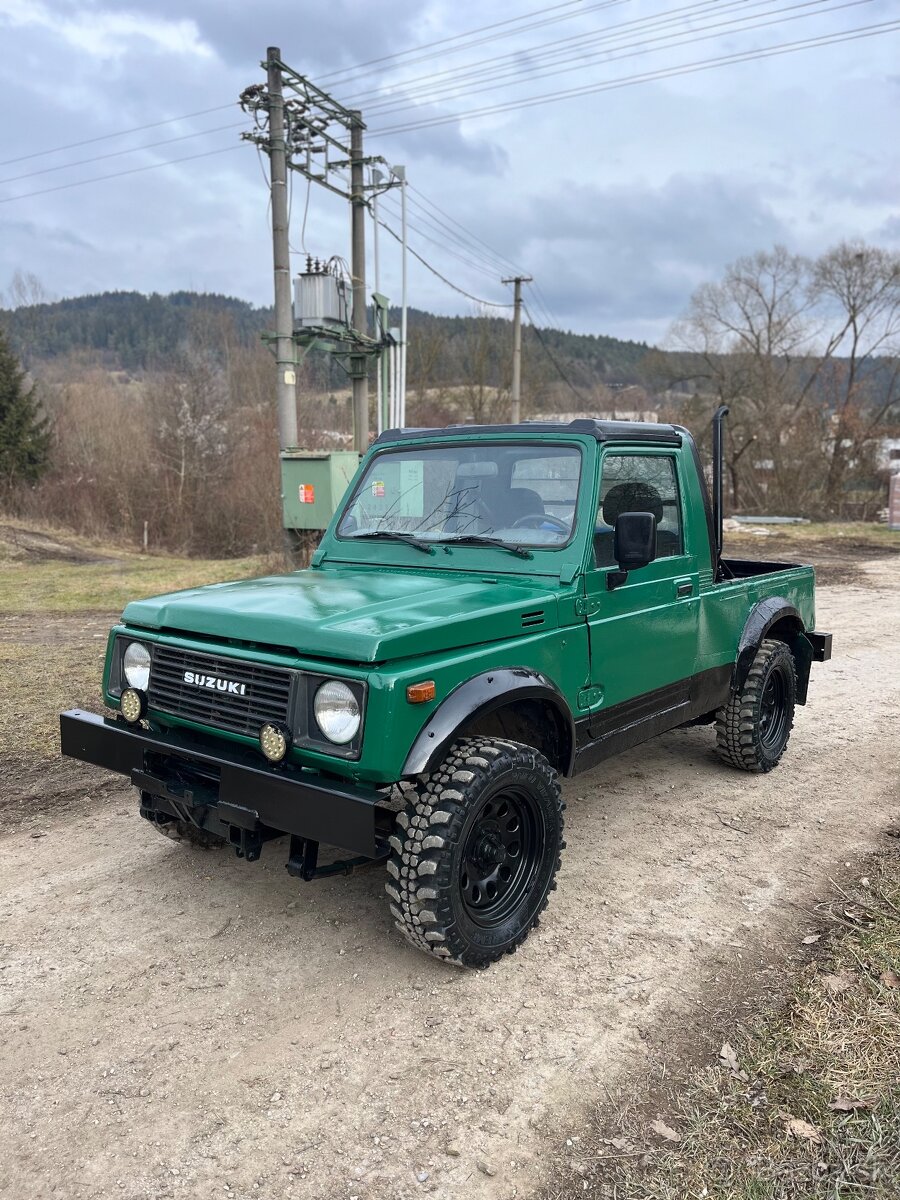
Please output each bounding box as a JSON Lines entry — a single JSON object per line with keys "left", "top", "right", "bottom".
{"left": 402, "top": 668, "right": 576, "bottom": 778}
{"left": 734, "top": 597, "right": 813, "bottom": 705}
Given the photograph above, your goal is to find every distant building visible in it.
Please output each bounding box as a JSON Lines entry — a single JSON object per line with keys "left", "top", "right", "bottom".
{"left": 877, "top": 436, "right": 900, "bottom": 474}
{"left": 539, "top": 410, "right": 659, "bottom": 424}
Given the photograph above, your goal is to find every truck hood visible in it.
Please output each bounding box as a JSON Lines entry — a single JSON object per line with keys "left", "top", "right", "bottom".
{"left": 121, "top": 567, "right": 559, "bottom": 664}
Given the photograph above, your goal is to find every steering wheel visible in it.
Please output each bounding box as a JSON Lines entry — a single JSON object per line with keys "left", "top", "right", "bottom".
{"left": 511, "top": 512, "right": 570, "bottom": 532}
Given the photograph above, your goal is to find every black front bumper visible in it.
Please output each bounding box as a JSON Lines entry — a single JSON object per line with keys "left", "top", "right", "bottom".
{"left": 60, "top": 709, "right": 386, "bottom": 858}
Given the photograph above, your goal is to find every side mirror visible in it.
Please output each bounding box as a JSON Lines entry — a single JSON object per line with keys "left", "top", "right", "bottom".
{"left": 614, "top": 511, "right": 657, "bottom": 572}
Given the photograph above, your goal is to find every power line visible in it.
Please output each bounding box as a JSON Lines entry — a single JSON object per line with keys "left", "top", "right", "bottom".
{"left": 0, "top": 144, "right": 244, "bottom": 205}
{"left": 319, "top": 0, "right": 597, "bottom": 84}
{"left": 371, "top": 20, "right": 900, "bottom": 135}
{"left": 0, "top": 103, "right": 237, "bottom": 168}
{"left": 526, "top": 281, "right": 563, "bottom": 333}
{"left": 523, "top": 301, "right": 590, "bottom": 402}
{"left": 376, "top": 217, "right": 514, "bottom": 308}
{"left": 357, "top": 0, "right": 865, "bottom": 117}
{"left": 407, "top": 184, "right": 527, "bottom": 277}
{"left": 343, "top": 0, "right": 803, "bottom": 108}
{"left": 380, "top": 198, "right": 504, "bottom": 282}
{"left": 382, "top": 193, "right": 514, "bottom": 281}
{"left": 0, "top": 122, "right": 248, "bottom": 186}
{"left": 379, "top": 197, "right": 505, "bottom": 282}
{"left": 4, "top": 18, "right": 894, "bottom": 215}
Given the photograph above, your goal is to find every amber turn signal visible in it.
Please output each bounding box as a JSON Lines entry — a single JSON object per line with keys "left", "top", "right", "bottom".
{"left": 406, "top": 680, "right": 436, "bottom": 704}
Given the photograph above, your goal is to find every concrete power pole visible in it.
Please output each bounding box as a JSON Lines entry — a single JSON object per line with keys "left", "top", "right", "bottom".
{"left": 503, "top": 275, "right": 532, "bottom": 424}
{"left": 349, "top": 113, "right": 368, "bottom": 453}
{"left": 266, "top": 47, "right": 298, "bottom": 450}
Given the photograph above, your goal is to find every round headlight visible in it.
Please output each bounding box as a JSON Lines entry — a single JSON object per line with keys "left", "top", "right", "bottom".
{"left": 120, "top": 687, "right": 146, "bottom": 724}
{"left": 123, "top": 642, "right": 151, "bottom": 691}
{"left": 313, "top": 680, "right": 360, "bottom": 745}
{"left": 259, "top": 722, "right": 290, "bottom": 763}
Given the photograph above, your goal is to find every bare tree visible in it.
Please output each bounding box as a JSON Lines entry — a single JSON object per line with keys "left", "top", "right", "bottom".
{"left": 146, "top": 350, "right": 229, "bottom": 547}
{"left": 810, "top": 242, "right": 900, "bottom": 513}
{"left": 668, "top": 243, "right": 899, "bottom": 515}
{"left": 3, "top": 270, "right": 53, "bottom": 309}
{"left": 459, "top": 312, "right": 508, "bottom": 423}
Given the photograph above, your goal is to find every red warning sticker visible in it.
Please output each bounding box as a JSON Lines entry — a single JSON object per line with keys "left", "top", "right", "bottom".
{"left": 298, "top": 484, "right": 315, "bottom": 504}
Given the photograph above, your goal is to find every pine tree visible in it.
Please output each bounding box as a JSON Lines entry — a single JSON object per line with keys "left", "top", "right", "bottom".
{"left": 0, "top": 326, "right": 50, "bottom": 487}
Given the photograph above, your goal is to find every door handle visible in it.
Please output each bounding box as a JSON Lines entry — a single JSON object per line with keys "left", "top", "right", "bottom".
{"left": 675, "top": 580, "right": 694, "bottom": 597}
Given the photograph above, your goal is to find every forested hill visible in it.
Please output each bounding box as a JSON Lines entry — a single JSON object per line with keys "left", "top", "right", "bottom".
{"left": 0, "top": 290, "right": 654, "bottom": 388}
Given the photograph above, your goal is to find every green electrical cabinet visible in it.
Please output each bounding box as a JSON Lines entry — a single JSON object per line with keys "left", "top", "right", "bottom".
{"left": 280, "top": 450, "right": 361, "bottom": 531}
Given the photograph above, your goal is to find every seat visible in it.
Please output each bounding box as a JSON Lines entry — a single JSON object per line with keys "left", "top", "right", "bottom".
{"left": 595, "top": 481, "right": 666, "bottom": 567}
{"left": 445, "top": 479, "right": 544, "bottom": 533}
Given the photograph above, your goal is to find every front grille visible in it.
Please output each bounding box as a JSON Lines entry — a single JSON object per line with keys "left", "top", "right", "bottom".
{"left": 148, "top": 645, "right": 294, "bottom": 737}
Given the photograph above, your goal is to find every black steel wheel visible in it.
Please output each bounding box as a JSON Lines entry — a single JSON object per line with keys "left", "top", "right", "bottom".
{"left": 386, "top": 737, "right": 564, "bottom": 967}
{"left": 716, "top": 638, "right": 797, "bottom": 773}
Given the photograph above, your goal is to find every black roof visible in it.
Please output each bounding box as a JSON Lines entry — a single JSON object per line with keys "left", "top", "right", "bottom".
{"left": 374, "top": 418, "right": 683, "bottom": 446}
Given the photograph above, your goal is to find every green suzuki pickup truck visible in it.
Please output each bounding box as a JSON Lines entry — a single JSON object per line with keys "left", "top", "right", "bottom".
{"left": 61, "top": 409, "right": 831, "bottom": 967}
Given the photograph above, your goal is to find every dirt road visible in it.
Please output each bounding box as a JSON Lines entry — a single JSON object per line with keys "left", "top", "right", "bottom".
{"left": 2, "top": 559, "right": 898, "bottom": 1200}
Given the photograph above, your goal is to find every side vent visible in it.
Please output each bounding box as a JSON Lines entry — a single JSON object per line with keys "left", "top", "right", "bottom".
{"left": 521, "top": 610, "right": 545, "bottom": 629}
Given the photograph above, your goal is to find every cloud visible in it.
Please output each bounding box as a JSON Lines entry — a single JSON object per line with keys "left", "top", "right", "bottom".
{"left": 0, "top": 0, "right": 897, "bottom": 341}
{"left": 0, "top": 0, "right": 212, "bottom": 59}
{"left": 876, "top": 214, "right": 900, "bottom": 246}
{"left": 494, "top": 173, "right": 788, "bottom": 333}
{"left": 380, "top": 118, "right": 508, "bottom": 176}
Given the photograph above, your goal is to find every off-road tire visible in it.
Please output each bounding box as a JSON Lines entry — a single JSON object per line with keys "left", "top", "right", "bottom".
{"left": 386, "top": 737, "right": 564, "bottom": 968}
{"left": 716, "top": 638, "right": 796, "bottom": 773}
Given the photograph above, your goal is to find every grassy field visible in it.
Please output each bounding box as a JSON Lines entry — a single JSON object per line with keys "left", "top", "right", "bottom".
{"left": 0, "top": 520, "right": 277, "bottom": 614}
{"left": 0, "top": 521, "right": 276, "bottom": 763}
{"left": 546, "top": 853, "right": 900, "bottom": 1199}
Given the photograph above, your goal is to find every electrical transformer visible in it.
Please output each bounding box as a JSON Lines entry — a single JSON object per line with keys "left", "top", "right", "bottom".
{"left": 293, "top": 258, "right": 349, "bottom": 329}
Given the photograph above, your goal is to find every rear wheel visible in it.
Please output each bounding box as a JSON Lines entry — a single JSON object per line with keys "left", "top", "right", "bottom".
{"left": 716, "top": 638, "right": 796, "bottom": 772}
{"left": 386, "top": 737, "right": 564, "bottom": 967}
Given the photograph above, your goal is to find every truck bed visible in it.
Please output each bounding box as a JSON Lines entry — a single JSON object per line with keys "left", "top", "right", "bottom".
{"left": 720, "top": 557, "right": 809, "bottom": 579}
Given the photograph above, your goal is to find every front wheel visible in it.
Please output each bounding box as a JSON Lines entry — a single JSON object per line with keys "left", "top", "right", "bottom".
{"left": 716, "top": 638, "right": 797, "bottom": 772}
{"left": 386, "top": 737, "right": 564, "bottom": 967}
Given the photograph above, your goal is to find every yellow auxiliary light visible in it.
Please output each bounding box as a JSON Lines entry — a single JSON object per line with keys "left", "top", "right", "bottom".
{"left": 120, "top": 687, "right": 146, "bottom": 724}
{"left": 259, "top": 722, "right": 290, "bottom": 763}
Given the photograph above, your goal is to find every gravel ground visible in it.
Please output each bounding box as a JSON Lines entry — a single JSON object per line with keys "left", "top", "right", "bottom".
{"left": 1, "top": 557, "right": 898, "bottom": 1200}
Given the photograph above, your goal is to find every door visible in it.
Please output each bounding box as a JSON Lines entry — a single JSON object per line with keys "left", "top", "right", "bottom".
{"left": 581, "top": 449, "right": 700, "bottom": 750}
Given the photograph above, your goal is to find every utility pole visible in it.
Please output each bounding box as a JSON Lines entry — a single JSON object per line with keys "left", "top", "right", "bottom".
{"left": 372, "top": 167, "right": 383, "bottom": 434}
{"left": 503, "top": 275, "right": 532, "bottom": 424}
{"left": 349, "top": 114, "right": 368, "bottom": 453}
{"left": 265, "top": 47, "right": 298, "bottom": 450}
{"left": 396, "top": 166, "right": 408, "bottom": 428}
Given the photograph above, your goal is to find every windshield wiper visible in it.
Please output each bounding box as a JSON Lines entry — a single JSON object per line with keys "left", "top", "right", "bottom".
{"left": 443, "top": 534, "right": 532, "bottom": 559}
{"left": 346, "top": 530, "right": 435, "bottom": 555}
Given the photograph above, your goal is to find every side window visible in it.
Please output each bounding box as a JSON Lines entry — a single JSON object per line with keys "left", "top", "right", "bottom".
{"left": 594, "top": 454, "right": 683, "bottom": 567}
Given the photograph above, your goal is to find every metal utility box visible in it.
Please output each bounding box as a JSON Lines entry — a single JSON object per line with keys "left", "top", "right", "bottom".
{"left": 281, "top": 450, "right": 360, "bottom": 530}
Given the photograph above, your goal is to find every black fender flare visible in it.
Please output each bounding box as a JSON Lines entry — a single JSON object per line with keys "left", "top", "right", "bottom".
{"left": 402, "top": 668, "right": 577, "bottom": 778}
{"left": 734, "top": 597, "right": 813, "bottom": 704}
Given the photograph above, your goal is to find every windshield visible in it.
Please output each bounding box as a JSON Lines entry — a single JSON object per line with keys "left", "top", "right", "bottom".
{"left": 337, "top": 442, "right": 583, "bottom": 548}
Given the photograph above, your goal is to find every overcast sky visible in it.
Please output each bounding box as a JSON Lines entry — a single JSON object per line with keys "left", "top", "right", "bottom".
{"left": 0, "top": 0, "right": 897, "bottom": 343}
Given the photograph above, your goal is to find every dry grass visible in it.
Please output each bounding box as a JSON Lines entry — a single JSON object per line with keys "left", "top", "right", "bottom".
{"left": 0, "top": 520, "right": 283, "bottom": 762}
{"left": 725, "top": 522, "right": 898, "bottom": 550}
{"left": 544, "top": 854, "right": 900, "bottom": 1199}
{"left": 0, "top": 637, "right": 106, "bottom": 758}
{"left": 0, "top": 518, "right": 280, "bottom": 614}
